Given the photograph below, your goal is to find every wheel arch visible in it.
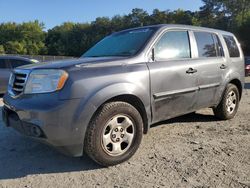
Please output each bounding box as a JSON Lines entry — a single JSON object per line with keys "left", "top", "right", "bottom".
{"left": 87, "top": 94, "right": 149, "bottom": 135}
{"left": 229, "top": 78, "right": 243, "bottom": 100}
{"left": 75, "top": 82, "right": 151, "bottom": 147}
{"left": 105, "top": 94, "right": 149, "bottom": 134}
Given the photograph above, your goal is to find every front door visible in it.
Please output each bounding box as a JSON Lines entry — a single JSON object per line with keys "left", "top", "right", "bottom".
{"left": 147, "top": 30, "right": 199, "bottom": 123}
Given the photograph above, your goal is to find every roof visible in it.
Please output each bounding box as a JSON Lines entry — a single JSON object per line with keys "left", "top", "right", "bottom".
{"left": 120, "top": 24, "right": 234, "bottom": 36}
{"left": 159, "top": 24, "right": 234, "bottom": 35}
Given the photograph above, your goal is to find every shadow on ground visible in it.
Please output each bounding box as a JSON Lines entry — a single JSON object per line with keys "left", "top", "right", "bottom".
{"left": 151, "top": 112, "right": 219, "bottom": 128}
{"left": 0, "top": 106, "right": 217, "bottom": 180}
{"left": 0, "top": 107, "right": 101, "bottom": 180}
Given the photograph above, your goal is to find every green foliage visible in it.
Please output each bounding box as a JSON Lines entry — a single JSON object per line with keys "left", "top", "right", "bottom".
{"left": 0, "top": 2, "right": 249, "bottom": 56}
{"left": 0, "top": 45, "right": 5, "bottom": 54}
{"left": 5, "top": 41, "right": 27, "bottom": 54}
{"left": 237, "top": 17, "right": 250, "bottom": 55}
{"left": 199, "top": 0, "right": 250, "bottom": 29}
{"left": 0, "top": 20, "right": 46, "bottom": 55}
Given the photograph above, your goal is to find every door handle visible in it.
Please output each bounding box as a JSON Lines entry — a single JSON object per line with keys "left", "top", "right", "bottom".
{"left": 220, "top": 64, "right": 227, "bottom": 69}
{"left": 186, "top": 68, "right": 197, "bottom": 74}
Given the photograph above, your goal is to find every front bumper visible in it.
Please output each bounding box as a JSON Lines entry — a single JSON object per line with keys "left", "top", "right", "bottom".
{"left": 2, "top": 93, "right": 85, "bottom": 157}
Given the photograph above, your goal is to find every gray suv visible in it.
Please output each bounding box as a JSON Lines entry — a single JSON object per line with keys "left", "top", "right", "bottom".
{"left": 2, "top": 25, "right": 244, "bottom": 166}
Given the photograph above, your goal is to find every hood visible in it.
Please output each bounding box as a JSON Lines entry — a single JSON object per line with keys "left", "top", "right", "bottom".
{"left": 19, "top": 56, "right": 130, "bottom": 70}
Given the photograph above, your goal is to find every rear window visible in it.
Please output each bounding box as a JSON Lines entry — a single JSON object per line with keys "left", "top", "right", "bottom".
{"left": 223, "top": 35, "right": 240, "bottom": 58}
{"left": 0, "top": 59, "right": 8, "bottom": 69}
{"left": 194, "top": 32, "right": 222, "bottom": 58}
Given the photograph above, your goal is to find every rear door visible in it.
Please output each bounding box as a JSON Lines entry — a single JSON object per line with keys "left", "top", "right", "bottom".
{"left": 147, "top": 30, "right": 200, "bottom": 123}
{"left": 0, "top": 59, "right": 11, "bottom": 93}
{"left": 192, "top": 31, "right": 225, "bottom": 108}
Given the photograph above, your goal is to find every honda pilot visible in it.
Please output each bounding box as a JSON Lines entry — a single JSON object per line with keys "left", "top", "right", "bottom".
{"left": 2, "top": 25, "right": 244, "bottom": 166}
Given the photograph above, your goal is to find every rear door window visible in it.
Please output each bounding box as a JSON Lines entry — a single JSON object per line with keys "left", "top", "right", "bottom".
{"left": 223, "top": 35, "right": 240, "bottom": 58}
{"left": 9, "top": 59, "right": 31, "bottom": 68}
{"left": 154, "top": 30, "right": 191, "bottom": 61}
{"left": 194, "top": 32, "right": 222, "bottom": 58}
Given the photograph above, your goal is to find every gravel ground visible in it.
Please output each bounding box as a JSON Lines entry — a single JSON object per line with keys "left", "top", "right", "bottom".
{"left": 0, "top": 78, "right": 250, "bottom": 188}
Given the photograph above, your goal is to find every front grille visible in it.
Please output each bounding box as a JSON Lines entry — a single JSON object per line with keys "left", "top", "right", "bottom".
{"left": 9, "top": 70, "right": 29, "bottom": 97}
{"left": 13, "top": 73, "right": 27, "bottom": 94}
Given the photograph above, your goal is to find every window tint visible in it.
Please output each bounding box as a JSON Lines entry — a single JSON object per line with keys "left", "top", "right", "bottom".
{"left": 223, "top": 35, "right": 240, "bottom": 58}
{"left": 0, "top": 59, "right": 8, "bottom": 69}
{"left": 9, "top": 59, "right": 30, "bottom": 68}
{"left": 194, "top": 32, "right": 220, "bottom": 58}
{"left": 154, "top": 31, "right": 191, "bottom": 61}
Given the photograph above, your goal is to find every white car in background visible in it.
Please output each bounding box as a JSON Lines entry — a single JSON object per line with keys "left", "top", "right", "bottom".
{"left": 0, "top": 56, "right": 39, "bottom": 94}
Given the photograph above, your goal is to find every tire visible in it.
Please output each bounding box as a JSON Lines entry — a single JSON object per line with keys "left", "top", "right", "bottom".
{"left": 213, "top": 83, "right": 240, "bottom": 120}
{"left": 84, "top": 101, "right": 143, "bottom": 166}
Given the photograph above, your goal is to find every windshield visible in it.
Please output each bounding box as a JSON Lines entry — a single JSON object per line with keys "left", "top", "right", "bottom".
{"left": 82, "top": 28, "right": 157, "bottom": 58}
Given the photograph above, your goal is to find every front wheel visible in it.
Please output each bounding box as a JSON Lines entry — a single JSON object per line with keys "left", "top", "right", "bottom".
{"left": 84, "top": 101, "right": 143, "bottom": 166}
{"left": 213, "top": 83, "right": 240, "bottom": 120}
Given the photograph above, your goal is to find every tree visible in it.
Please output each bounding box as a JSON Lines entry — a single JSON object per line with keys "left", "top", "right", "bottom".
{"left": 0, "top": 45, "right": 5, "bottom": 54}
{"left": 0, "top": 21, "right": 46, "bottom": 55}
{"left": 5, "top": 41, "right": 27, "bottom": 54}
{"left": 170, "top": 9, "right": 193, "bottom": 25}
{"left": 237, "top": 17, "right": 250, "bottom": 55}
{"left": 125, "top": 8, "right": 150, "bottom": 27}
{"left": 46, "top": 22, "right": 75, "bottom": 55}
{"left": 200, "top": 0, "right": 250, "bottom": 29}
{"left": 220, "top": 0, "right": 250, "bottom": 26}
{"left": 0, "top": 3, "right": 249, "bottom": 56}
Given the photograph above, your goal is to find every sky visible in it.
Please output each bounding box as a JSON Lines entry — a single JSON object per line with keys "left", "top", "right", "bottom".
{"left": 0, "top": 0, "right": 203, "bottom": 30}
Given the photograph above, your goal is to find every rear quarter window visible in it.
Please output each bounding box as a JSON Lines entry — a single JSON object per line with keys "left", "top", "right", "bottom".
{"left": 223, "top": 35, "right": 240, "bottom": 58}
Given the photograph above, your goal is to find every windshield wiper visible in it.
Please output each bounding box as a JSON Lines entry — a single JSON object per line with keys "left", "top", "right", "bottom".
{"left": 84, "top": 54, "right": 131, "bottom": 58}
{"left": 84, "top": 55, "right": 103, "bottom": 57}
{"left": 83, "top": 51, "right": 133, "bottom": 58}
{"left": 114, "top": 52, "right": 132, "bottom": 57}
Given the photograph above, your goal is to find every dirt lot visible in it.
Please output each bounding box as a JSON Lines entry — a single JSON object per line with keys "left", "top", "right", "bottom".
{"left": 0, "top": 78, "right": 249, "bottom": 188}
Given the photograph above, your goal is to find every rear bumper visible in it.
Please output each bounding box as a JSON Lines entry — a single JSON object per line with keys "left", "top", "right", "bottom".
{"left": 2, "top": 93, "right": 85, "bottom": 157}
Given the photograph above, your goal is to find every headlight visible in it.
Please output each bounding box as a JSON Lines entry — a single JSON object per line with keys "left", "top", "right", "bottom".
{"left": 24, "top": 69, "right": 68, "bottom": 94}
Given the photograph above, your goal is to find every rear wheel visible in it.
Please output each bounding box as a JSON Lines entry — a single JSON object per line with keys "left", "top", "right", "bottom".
{"left": 84, "top": 101, "right": 143, "bottom": 166}
{"left": 213, "top": 84, "right": 240, "bottom": 120}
